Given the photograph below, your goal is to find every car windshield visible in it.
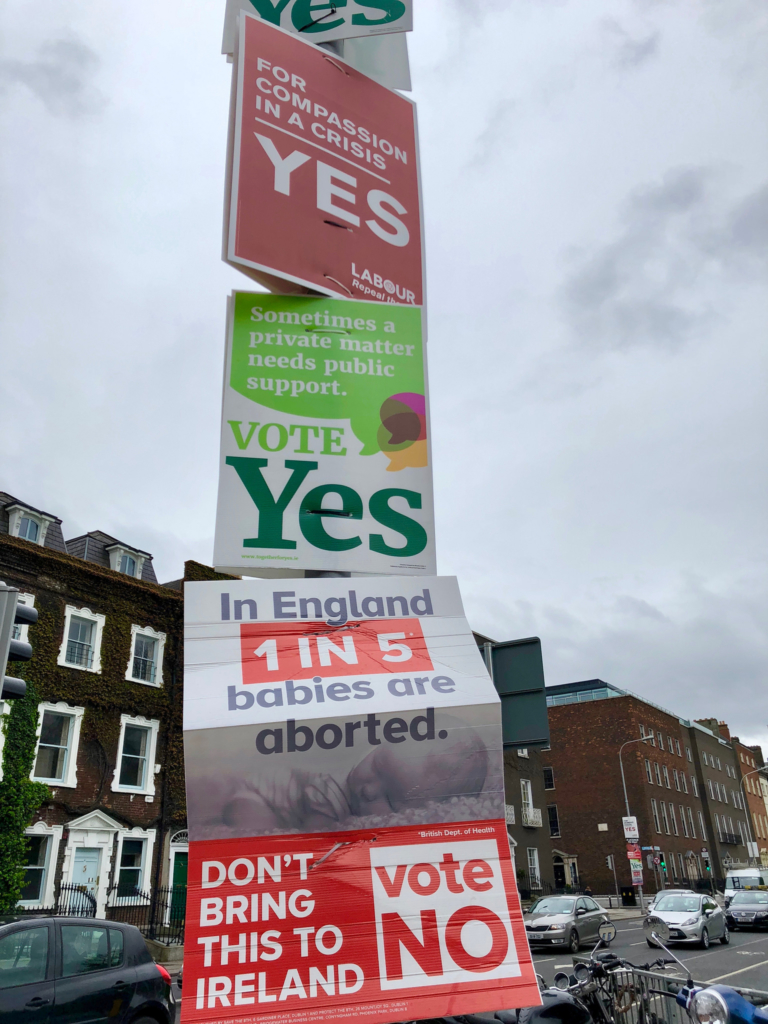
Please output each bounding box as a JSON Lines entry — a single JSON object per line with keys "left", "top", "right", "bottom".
{"left": 732, "top": 892, "right": 768, "bottom": 905}
{"left": 529, "top": 898, "right": 575, "bottom": 914}
{"left": 654, "top": 896, "right": 701, "bottom": 913}
{"left": 731, "top": 877, "right": 764, "bottom": 889}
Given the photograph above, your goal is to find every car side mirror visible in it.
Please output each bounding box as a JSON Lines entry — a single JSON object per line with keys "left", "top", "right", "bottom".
{"left": 705, "top": 909, "right": 714, "bottom": 916}
{"left": 576, "top": 908, "right": 586, "bottom": 916}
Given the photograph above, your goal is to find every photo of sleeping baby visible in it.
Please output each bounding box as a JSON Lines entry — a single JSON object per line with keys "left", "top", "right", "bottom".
{"left": 184, "top": 704, "right": 505, "bottom": 840}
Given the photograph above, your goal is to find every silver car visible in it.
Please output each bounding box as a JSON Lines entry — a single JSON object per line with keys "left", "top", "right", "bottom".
{"left": 647, "top": 888, "right": 696, "bottom": 912}
{"left": 647, "top": 893, "right": 729, "bottom": 949}
{"left": 524, "top": 895, "right": 611, "bottom": 953}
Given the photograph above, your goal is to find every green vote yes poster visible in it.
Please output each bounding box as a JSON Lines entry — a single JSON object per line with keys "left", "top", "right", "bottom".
{"left": 213, "top": 292, "right": 435, "bottom": 576}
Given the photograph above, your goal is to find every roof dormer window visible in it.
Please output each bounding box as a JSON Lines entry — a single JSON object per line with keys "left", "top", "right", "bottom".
{"left": 105, "top": 544, "right": 145, "bottom": 579}
{"left": 6, "top": 505, "right": 55, "bottom": 547}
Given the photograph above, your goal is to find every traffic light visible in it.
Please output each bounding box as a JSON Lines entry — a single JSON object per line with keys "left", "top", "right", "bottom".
{"left": 0, "top": 582, "right": 38, "bottom": 700}
{"left": 659, "top": 854, "right": 666, "bottom": 872}
{"left": 606, "top": 855, "right": 614, "bottom": 870}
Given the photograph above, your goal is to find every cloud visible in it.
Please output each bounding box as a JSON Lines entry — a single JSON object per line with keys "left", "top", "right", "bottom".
{"left": 0, "top": 38, "right": 104, "bottom": 117}
{"left": 602, "top": 18, "right": 661, "bottom": 69}
{"left": 561, "top": 168, "right": 767, "bottom": 352}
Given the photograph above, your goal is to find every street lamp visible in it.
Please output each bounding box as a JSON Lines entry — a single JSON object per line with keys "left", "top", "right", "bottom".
{"left": 618, "top": 735, "right": 651, "bottom": 914}
{"left": 738, "top": 763, "right": 768, "bottom": 867}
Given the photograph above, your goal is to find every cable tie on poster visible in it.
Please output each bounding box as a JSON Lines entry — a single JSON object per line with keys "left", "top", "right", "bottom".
{"left": 311, "top": 835, "right": 379, "bottom": 871}
{"left": 322, "top": 56, "right": 350, "bottom": 76}
{"left": 324, "top": 219, "right": 353, "bottom": 231}
{"left": 323, "top": 275, "right": 353, "bottom": 295}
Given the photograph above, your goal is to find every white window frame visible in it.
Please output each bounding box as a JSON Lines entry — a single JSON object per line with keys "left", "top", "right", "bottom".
{"left": 675, "top": 739, "right": 681, "bottom": 757}
{"left": 645, "top": 759, "right": 653, "bottom": 784}
{"left": 125, "top": 624, "right": 166, "bottom": 688}
{"left": 660, "top": 802, "right": 670, "bottom": 834}
{"left": 691, "top": 775, "right": 698, "bottom": 798}
{"left": 111, "top": 714, "right": 160, "bottom": 797}
{"left": 109, "top": 827, "right": 156, "bottom": 905}
{"left": 18, "top": 821, "right": 64, "bottom": 908}
{"left": 680, "top": 805, "right": 688, "bottom": 837}
{"left": 31, "top": 702, "right": 85, "bottom": 789}
{"left": 698, "top": 810, "right": 707, "bottom": 841}
{"left": 6, "top": 505, "right": 56, "bottom": 547}
{"left": 667, "top": 736, "right": 674, "bottom": 754}
{"left": 687, "top": 746, "right": 693, "bottom": 762}
{"left": 673, "top": 769, "right": 680, "bottom": 791}
{"left": 716, "top": 757, "right": 722, "bottom": 771}
{"left": 520, "top": 778, "right": 533, "bottom": 809}
{"left": 669, "top": 803, "right": 679, "bottom": 836}
{"left": 651, "top": 799, "right": 661, "bottom": 833}
{"left": 12, "top": 593, "right": 36, "bottom": 643}
{"left": 517, "top": 748, "right": 529, "bottom": 758}
{"left": 654, "top": 763, "right": 662, "bottom": 785}
{"left": 687, "top": 807, "right": 696, "bottom": 839}
{"left": 57, "top": 605, "right": 105, "bottom": 674}
{"left": 662, "top": 765, "right": 670, "bottom": 788}
{"left": 526, "top": 847, "right": 541, "bottom": 887}
{"left": 681, "top": 773, "right": 688, "bottom": 793}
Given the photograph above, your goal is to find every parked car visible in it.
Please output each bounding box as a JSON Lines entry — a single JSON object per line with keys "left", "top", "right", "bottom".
{"left": 724, "top": 869, "right": 768, "bottom": 908}
{"left": 647, "top": 888, "right": 696, "bottom": 912}
{"left": 0, "top": 916, "right": 174, "bottom": 1023}
{"left": 726, "top": 890, "right": 768, "bottom": 930}
{"left": 524, "top": 895, "right": 611, "bottom": 953}
{"left": 647, "top": 893, "right": 729, "bottom": 949}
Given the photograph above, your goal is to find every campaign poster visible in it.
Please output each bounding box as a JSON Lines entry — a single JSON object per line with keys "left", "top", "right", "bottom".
{"left": 182, "top": 576, "right": 540, "bottom": 1024}
{"left": 224, "top": 13, "right": 424, "bottom": 305}
{"left": 222, "top": 0, "right": 413, "bottom": 53}
{"left": 212, "top": 292, "right": 435, "bottom": 577}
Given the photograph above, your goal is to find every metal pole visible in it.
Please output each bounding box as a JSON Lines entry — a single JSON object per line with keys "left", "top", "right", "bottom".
{"left": 610, "top": 855, "right": 619, "bottom": 899}
{"left": 619, "top": 736, "right": 650, "bottom": 914}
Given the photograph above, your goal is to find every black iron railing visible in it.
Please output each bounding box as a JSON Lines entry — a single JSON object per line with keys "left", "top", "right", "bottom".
{"left": 106, "top": 884, "right": 186, "bottom": 945}
{"left": 18, "top": 883, "right": 97, "bottom": 918}
{"left": 65, "top": 640, "right": 93, "bottom": 668}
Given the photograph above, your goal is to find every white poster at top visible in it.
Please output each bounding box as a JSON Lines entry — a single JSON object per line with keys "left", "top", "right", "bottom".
{"left": 623, "top": 815, "right": 639, "bottom": 840}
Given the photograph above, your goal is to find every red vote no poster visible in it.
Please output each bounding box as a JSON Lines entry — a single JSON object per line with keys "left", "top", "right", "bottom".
{"left": 182, "top": 577, "right": 539, "bottom": 1024}
{"left": 224, "top": 12, "right": 424, "bottom": 306}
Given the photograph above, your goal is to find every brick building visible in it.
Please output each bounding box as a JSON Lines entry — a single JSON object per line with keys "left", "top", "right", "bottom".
{"left": 502, "top": 746, "right": 556, "bottom": 894}
{"left": 723, "top": 730, "right": 768, "bottom": 863}
{"left": 0, "top": 492, "right": 186, "bottom": 918}
{"left": 543, "top": 680, "right": 752, "bottom": 894}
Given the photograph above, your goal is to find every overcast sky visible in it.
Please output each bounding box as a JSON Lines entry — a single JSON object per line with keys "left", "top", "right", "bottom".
{"left": 1, "top": 1, "right": 766, "bottom": 748}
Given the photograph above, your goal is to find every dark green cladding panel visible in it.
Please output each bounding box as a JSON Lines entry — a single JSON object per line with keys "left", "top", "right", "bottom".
{"left": 487, "top": 637, "right": 550, "bottom": 748}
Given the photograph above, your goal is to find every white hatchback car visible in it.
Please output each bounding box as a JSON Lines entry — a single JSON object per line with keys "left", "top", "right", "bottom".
{"left": 647, "top": 893, "right": 729, "bottom": 949}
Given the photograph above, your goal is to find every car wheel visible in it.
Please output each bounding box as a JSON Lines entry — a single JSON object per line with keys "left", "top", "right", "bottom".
{"left": 569, "top": 930, "right": 580, "bottom": 953}
{"left": 720, "top": 927, "right": 730, "bottom": 945}
{"left": 700, "top": 928, "right": 709, "bottom": 949}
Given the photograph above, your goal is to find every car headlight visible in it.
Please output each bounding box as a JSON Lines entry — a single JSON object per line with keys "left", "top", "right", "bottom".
{"left": 691, "top": 989, "right": 730, "bottom": 1024}
{"left": 756, "top": 912, "right": 768, "bottom": 919}
{"left": 681, "top": 916, "right": 700, "bottom": 927}
{"left": 550, "top": 925, "right": 566, "bottom": 932}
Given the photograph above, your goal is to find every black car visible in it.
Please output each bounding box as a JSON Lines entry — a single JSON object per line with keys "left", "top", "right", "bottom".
{"left": 726, "top": 890, "right": 768, "bottom": 930}
{"left": 0, "top": 917, "right": 175, "bottom": 1024}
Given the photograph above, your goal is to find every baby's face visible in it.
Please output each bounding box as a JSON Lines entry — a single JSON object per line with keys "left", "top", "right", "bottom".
{"left": 346, "top": 754, "right": 393, "bottom": 816}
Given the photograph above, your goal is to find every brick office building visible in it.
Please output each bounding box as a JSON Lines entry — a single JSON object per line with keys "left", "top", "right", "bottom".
{"left": 714, "top": 727, "right": 768, "bottom": 864}
{"left": 502, "top": 746, "right": 556, "bottom": 894}
{"left": 543, "top": 680, "right": 752, "bottom": 894}
{"left": 0, "top": 491, "right": 186, "bottom": 919}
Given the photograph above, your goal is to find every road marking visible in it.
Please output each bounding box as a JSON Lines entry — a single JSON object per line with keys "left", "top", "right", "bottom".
{"left": 554, "top": 964, "right": 572, "bottom": 968}
{"left": 679, "top": 934, "right": 768, "bottom": 963}
{"left": 631, "top": 941, "right": 647, "bottom": 946}
{"left": 707, "top": 959, "right": 768, "bottom": 982}
{"left": 532, "top": 957, "right": 555, "bottom": 963}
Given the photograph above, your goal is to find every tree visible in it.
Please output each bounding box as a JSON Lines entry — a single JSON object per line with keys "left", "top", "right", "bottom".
{"left": 0, "top": 682, "right": 50, "bottom": 912}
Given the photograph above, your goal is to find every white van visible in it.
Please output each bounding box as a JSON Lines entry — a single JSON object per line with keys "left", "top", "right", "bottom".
{"left": 724, "top": 868, "right": 768, "bottom": 906}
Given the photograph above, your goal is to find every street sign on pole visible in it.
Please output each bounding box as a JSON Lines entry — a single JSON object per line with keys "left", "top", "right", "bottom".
{"left": 622, "top": 815, "right": 639, "bottom": 840}
{"left": 225, "top": 14, "right": 425, "bottom": 305}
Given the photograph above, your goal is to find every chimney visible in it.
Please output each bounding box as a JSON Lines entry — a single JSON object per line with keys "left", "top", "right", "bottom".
{"left": 718, "top": 721, "right": 731, "bottom": 741}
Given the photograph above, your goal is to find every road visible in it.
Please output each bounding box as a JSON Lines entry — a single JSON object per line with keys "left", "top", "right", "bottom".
{"left": 531, "top": 918, "right": 768, "bottom": 991}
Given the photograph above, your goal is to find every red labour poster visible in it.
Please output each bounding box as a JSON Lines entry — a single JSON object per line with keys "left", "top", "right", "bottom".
{"left": 224, "top": 13, "right": 424, "bottom": 306}
{"left": 182, "top": 576, "right": 539, "bottom": 1024}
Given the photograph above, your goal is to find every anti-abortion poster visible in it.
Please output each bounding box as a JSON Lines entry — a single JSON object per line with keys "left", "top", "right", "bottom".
{"left": 212, "top": 292, "right": 435, "bottom": 577}
{"left": 182, "top": 576, "right": 539, "bottom": 1024}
